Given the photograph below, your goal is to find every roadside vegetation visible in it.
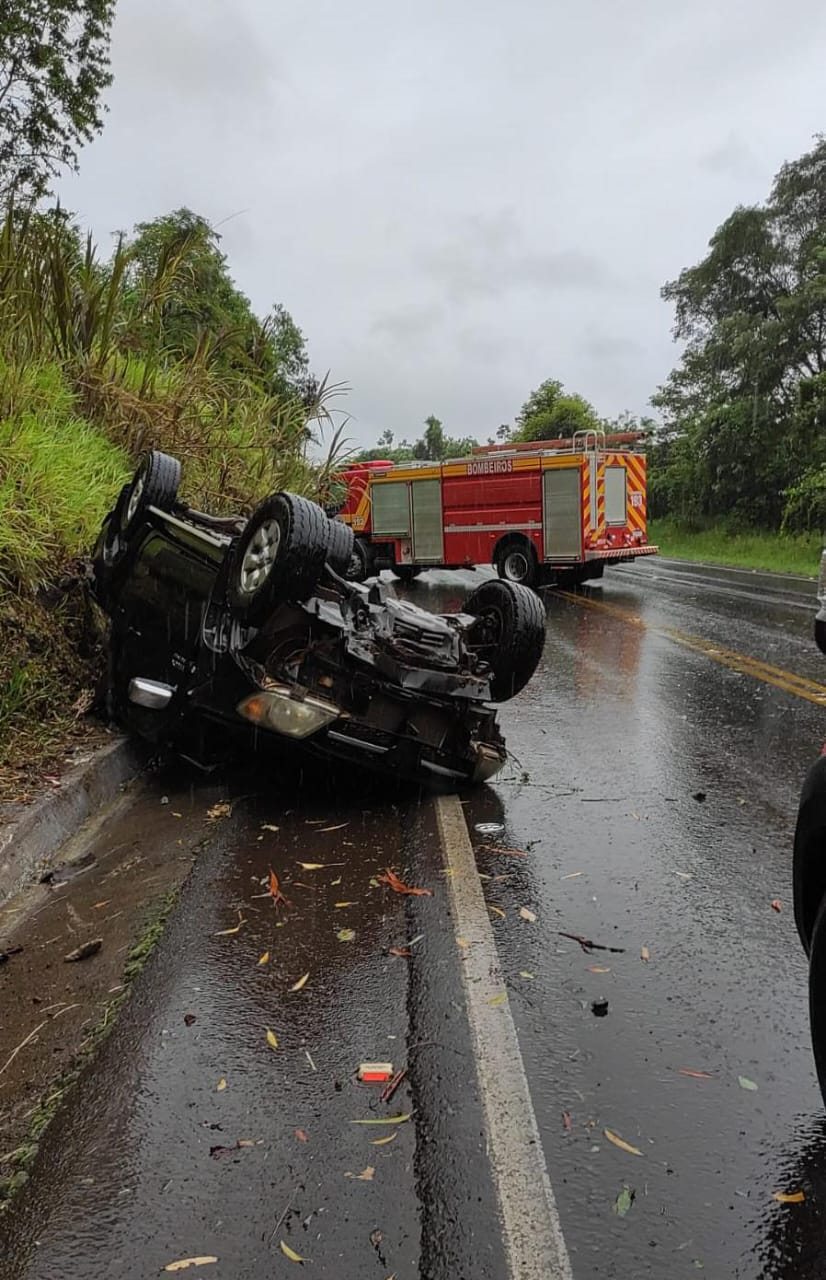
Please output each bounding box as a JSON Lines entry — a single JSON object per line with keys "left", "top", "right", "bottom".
{"left": 649, "top": 520, "right": 821, "bottom": 579}
{"left": 0, "top": 204, "right": 349, "bottom": 793}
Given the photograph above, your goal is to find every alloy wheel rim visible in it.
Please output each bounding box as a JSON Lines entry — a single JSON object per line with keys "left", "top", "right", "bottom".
{"left": 125, "top": 475, "right": 144, "bottom": 526}
{"left": 240, "top": 519, "right": 281, "bottom": 594}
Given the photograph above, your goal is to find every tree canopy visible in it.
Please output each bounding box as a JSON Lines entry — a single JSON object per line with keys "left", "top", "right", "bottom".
{"left": 652, "top": 135, "right": 826, "bottom": 530}
{"left": 352, "top": 416, "right": 476, "bottom": 464}
{"left": 507, "top": 378, "right": 601, "bottom": 443}
{"left": 0, "top": 0, "right": 115, "bottom": 202}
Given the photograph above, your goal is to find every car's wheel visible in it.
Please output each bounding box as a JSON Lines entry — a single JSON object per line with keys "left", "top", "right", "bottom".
{"left": 464, "top": 579, "right": 547, "bottom": 701}
{"left": 348, "top": 538, "right": 374, "bottom": 583}
{"left": 395, "top": 566, "right": 422, "bottom": 585}
{"left": 120, "top": 450, "right": 181, "bottom": 532}
{"left": 810, "top": 894, "right": 826, "bottom": 1106}
{"left": 325, "top": 517, "right": 355, "bottom": 576}
{"left": 495, "top": 540, "right": 538, "bottom": 588}
{"left": 227, "top": 492, "right": 330, "bottom": 623}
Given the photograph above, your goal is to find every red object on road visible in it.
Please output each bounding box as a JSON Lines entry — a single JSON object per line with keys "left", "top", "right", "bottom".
{"left": 358, "top": 1062, "right": 394, "bottom": 1083}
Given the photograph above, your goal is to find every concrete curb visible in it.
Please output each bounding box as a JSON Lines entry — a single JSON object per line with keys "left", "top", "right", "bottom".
{"left": 0, "top": 737, "right": 146, "bottom": 906}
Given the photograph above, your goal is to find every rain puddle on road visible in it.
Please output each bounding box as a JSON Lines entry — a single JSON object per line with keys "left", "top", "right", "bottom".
{"left": 0, "top": 761, "right": 424, "bottom": 1280}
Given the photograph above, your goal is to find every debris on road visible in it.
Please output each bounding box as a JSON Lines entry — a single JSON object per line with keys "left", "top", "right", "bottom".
{"left": 358, "top": 1062, "right": 394, "bottom": 1083}
{"left": 559, "top": 931, "right": 626, "bottom": 954}
{"left": 267, "top": 868, "right": 290, "bottom": 908}
{"left": 64, "top": 938, "right": 102, "bottom": 962}
{"left": 613, "top": 1186, "right": 635, "bottom": 1217}
{"left": 604, "top": 1128, "right": 643, "bottom": 1156}
{"left": 771, "top": 898, "right": 782, "bottom": 912}
{"left": 738, "top": 1075, "right": 759, "bottom": 1091}
{"left": 371, "top": 1132, "right": 398, "bottom": 1146}
{"left": 206, "top": 802, "right": 232, "bottom": 822}
{"left": 380, "top": 1068, "right": 407, "bottom": 1102}
{"left": 266, "top": 1028, "right": 279, "bottom": 1050}
{"left": 692, "top": 791, "right": 707, "bottom": 802}
{"left": 678, "top": 1068, "right": 713, "bottom": 1080}
{"left": 378, "top": 867, "right": 433, "bottom": 896}
{"left": 289, "top": 972, "right": 310, "bottom": 992}
{"left": 279, "top": 1240, "right": 308, "bottom": 1263}
{"left": 591, "top": 998, "right": 609, "bottom": 1017}
{"left": 216, "top": 1077, "right": 227, "bottom": 1091}
{"left": 184, "top": 1013, "right": 196, "bottom": 1027}
{"left": 773, "top": 1190, "right": 805, "bottom": 1204}
{"left": 562, "top": 1110, "right": 572, "bottom": 1132}
{"left": 388, "top": 946, "right": 412, "bottom": 958}
{"left": 474, "top": 822, "right": 505, "bottom": 837}
{"left": 294, "top": 1129, "right": 309, "bottom": 1142}
{"left": 640, "top": 945, "right": 651, "bottom": 962}
{"left": 337, "top": 928, "right": 356, "bottom": 942}
{"left": 519, "top": 906, "right": 537, "bottom": 923}
{"left": 344, "top": 1165, "right": 375, "bottom": 1180}
{"left": 164, "top": 1259, "right": 218, "bottom": 1273}
{"left": 215, "top": 911, "right": 246, "bottom": 937}
{"left": 258, "top": 951, "right": 270, "bottom": 966}
{"left": 350, "top": 1113, "right": 411, "bottom": 1126}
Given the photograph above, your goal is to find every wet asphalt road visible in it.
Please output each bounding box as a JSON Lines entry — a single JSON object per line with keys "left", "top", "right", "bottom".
{"left": 3, "top": 557, "right": 826, "bottom": 1278}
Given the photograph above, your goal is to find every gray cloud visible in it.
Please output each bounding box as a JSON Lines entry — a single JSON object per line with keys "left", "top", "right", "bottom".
{"left": 59, "top": 0, "right": 826, "bottom": 445}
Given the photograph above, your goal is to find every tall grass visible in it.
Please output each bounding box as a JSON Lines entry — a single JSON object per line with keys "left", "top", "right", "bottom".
{"left": 649, "top": 518, "right": 822, "bottom": 578}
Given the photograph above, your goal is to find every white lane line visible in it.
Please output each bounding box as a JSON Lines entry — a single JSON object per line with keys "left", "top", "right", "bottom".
{"left": 434, "top": 795, "right": 573, "bottom": 1280}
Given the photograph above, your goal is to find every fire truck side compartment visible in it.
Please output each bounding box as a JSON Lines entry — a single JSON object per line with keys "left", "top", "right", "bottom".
{"left": 542, "top": 465, "right": 582, "bottom": 561}
{"left": 371, "top": 481, "right": 411, "bottom": 537}
{"left": 604, "top": 465, "right": 628, "bottom": 526}
{"left": 410, "top": 479, "right": 445, "bottom": 563}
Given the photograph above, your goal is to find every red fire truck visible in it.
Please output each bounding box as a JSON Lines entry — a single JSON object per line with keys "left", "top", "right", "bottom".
{"left": 336, "top": 431, "right": 658, "bottom": 588}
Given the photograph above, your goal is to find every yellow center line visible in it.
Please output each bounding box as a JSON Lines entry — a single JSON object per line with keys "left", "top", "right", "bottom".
{"left": 559, "top": 591, "right": 826, "bottom": 708}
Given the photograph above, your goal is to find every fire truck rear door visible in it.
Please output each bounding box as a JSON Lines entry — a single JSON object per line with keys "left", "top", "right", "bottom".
{"left": 410, "top": 479, "right": 444, "bottom": 563}
{"left": 542, "top": 466, "right": 582, "bottom": 560}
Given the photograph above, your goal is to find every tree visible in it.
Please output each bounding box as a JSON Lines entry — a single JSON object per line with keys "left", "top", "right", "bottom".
{"left": 0, "top": 0, "right": 115, "bottom": 202}
{"left": 124, "top": 209, "right": 309, "bottom": 397}
{"left": 353, "top": 415, "right": 476, "bottom": 464}
{"left": 653, "top": 135, "right": 826, "bottom": 529}
{"left": 512, "top": 378, "right": 601, "bottom": 442}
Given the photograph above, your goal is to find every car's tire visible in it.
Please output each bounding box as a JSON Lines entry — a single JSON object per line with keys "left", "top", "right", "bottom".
{"left": 325, "top": 517, "right": 355, "bottom": 576}
{"left": 810, "top": 893, "right": 826, "bottom": 1107}
{"left": 495, "top": 539, "right": 538, "bottom": 588}
{"left": 348, "top": 538, "right": 375, "bottom": 583}
{"left": 227, "top": 492, "right": 330, "bottom": 623}
{"left": 120, "top": 450, "right": 181, "bottom": 532}
{"left": 395, "top": 566, "right": 422, "bottom": 585}
{"left": 464, "top": 579, "right": 546, "bottom": 701}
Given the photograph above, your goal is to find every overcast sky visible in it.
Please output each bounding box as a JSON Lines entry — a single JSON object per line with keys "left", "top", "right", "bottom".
{"left": 59, "top": 0, "right": 826, "bottom": 448}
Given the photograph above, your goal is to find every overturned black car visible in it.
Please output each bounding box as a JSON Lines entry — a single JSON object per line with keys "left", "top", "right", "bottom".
{"left": 91, "top": 451, "right": 547, "bottom": 787}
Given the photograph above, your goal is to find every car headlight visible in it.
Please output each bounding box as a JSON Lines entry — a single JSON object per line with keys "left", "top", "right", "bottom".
{"left": 237, "top": 686, "right": 341, "bottom": 739}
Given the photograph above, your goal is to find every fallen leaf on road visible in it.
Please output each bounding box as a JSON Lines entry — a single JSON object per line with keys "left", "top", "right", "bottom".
{"left": 294, "top": 1129, "right": 309, "bottom": 1143}
{"left": 258, "top": 951, "right": 270, "bottom": 966}
{"left": 268, "top": 868, "right": 289, "bottom": 908}
{"left": 237, "top": 1139, "right": 255, "bottom": 1148}
{"left": 487, "top": 904, "right": 506, "bottom": 919}
{"left": 345, "top": 1166, "right": 375, "bottom": 1180}
{"left": 64, "top": 938, "right": 102, "bottom": 962}
{"left": 388, "top": 947, "right": 411, "bottom": 958}
{"left": 261, "top": 823, "right": 279, "bottom": 832}
{"left": 773, "top": 1190, "right": 805, "bottom": 1204}
{"left": 488, "top": 992, "right": 507, "bottom": 1007}
{"left": 279, "top": 1240, "right": 307, "bottom": 1263}
{"left": 320, "top": 823, "right": 349, "bottom": 832}
{"left": 184, "top": 1013, "right": 196, "bottom": 1027}
{"left": 350, "top": 1114, "right": 411, "bottom": 1126}
{"left": 771, "top": 899, "right": 782, "bottom": 912}
{"left": 298, "top": 862, "right": 326, "bottom": 870}
{"left": 738, "top": 1075, "right": 758, "bottom": 1091}
{"left": 378, "top": 868, "right": 433, "bottom": 897}
{"left": 519, "top": 906, "right": 537, "bottom": 923}
{"left": 562, "top": 1111, "right": 572, "bottom": 1132}
{"left": 216, "top": 1077, "right": 227, "bottom": 1091}
{"left": 587, "top": 965, "right": 611, "bottom": 974}
{"left": 457, "top": 937, "right": 470, "bottom": 949}
{"left": 92, "top": 900, "right": 110, "bottom": 909}
{"left": 674, "top": 870, "right": 692, "bottom": 880}
{"left": 371, "top": 1132, "right": 398, "bottom": 1146}
{"left": 335, "top": 901, "right": 356, "bottom": 908}
{"left": 214, "top": 916, "right": 246, "bottom": 937}
{"left": 164, "top": 1259, "right": 218, "bottom": 1273}
{"left": 206, "top": 803, "right": 231, "bottom": 821}
{"left": 519, "top": 970, "right": 535, "bottom": 979}
{"left": 266, "top": 1028, "right": 279, "bottom": 1050}
{"left": 290, "top": 973, "right": 310, "bottom": 992}
{"left": 337, "top": 928, "right": 355, "bottom": 942}
{"left": 640, "top": 946, "right": 650, "bottom": 962}
{"left": 679, "top": 1068, "right": 713, "bottom": 1080}
{"left": 613, "top": 1186, "right": 635, "bottom": 1217}
{"left": 604, "top": 1129, "right": 643, "bottom": 1157}
{"left": 331, "top": 875, "right": 342, "bottom": 886}
{"left": 561, "top": 871, "right": 583, "bottom": 880}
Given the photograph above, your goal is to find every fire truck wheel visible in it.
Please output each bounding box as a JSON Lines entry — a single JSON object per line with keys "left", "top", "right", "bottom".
{"left": 325, "top": 516, "right": 355, "bottom": 576}
{"left": 347, "top": 538, "right": 375, "bottom": 582}
{"left": 495, "top": 539, "right": 538, "bottom": 588}
{"left": 228, "top": 492, "right": 330, "bottom": 623}
{"left": 464, "top": 580, "right": 547, "bottom": 702}
{"left": 394, "top": 566, "right": 422, "bottom": 585}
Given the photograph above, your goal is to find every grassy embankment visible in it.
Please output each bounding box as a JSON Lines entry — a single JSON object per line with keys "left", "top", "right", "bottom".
{"left": 649, "top": 518, "right": 821, "bottom": 579}
{"left": 0, "top": 211, "right": 346, "bottom": 798}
